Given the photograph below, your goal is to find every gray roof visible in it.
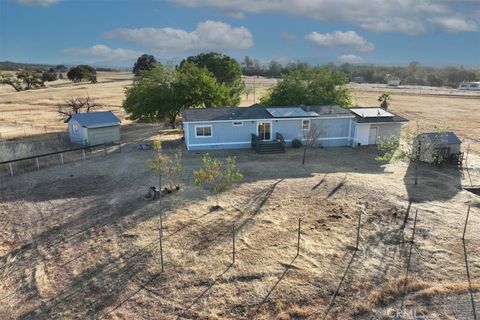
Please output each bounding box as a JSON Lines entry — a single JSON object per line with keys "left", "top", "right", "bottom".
{"left": 351, "top": 107, "right": 408, "bottom": 123}
{"left": 181, "top": 104, "right": 352, "bottom": 122}
{"left": 69, "top": 111, "right": 121, "bottom": 128}
{"left": 418, "top": 132, "right": 462, "bottom": 145}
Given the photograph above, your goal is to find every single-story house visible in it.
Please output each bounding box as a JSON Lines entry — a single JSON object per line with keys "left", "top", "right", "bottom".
{"left": 181, "top": 104, "right": 408, "bottom": 151}
{"left": 350, "top": 107, "right": 408, "bottom": 146}
{"left": 415, "top": 132, "right": 462, "bottom": 163}
{"left": 67, "top": 111, "right": 121, "bottom": 145}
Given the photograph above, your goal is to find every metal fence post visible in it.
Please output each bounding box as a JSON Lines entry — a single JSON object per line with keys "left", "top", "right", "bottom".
{"left": 159, "top": 172, "right": 164, "bottom": 272}
{"left": 355, "top": 210, "right": 362, "bottom": 250}
{"left": 296, "top": 218, "right": 302, "bottom": 257}
{"left": 82, "top": 149, "right": 86, "bottom": 160}
{"left": 60, "top": 153, "right": 64, "bottom": 165}
{"left": 232, "top": 224, "right": 236, "bottom": 264}
{"left": 9, "top": 163, "right": 13, "bottom": 177}
{"left": 462, "top": 205, "right": 471, "bottom": 240}
{"left": 35, "top": 157, "right": 40, "bottom": 170}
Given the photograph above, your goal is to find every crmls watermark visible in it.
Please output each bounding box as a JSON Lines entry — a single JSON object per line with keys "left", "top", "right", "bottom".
{"left": 386, "top": 307, "right": 428, "bottom": 319}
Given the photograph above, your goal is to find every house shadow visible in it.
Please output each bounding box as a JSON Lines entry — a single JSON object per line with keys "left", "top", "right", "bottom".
{"left": 403, "top": 161, "right": 463, "bottom": 203}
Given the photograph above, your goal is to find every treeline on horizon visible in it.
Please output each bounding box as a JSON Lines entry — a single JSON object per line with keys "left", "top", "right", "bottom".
{"left": 2, "top": 56, "right": 479, "bottom": 88}
{"left": 240, "top": 57, "right": 480, "bottom": 88}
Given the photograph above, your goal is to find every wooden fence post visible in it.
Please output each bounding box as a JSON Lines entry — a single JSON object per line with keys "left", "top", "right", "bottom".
{"left": 35, "top": 157, "right": 40, "bottom": 170}
{"left": 9, "top": 163, "right": 13, "bottom": 177}
{"left": 462, "top": 205, "right": 471, "bottom": 240}
{"left": 60, "top": 153, "right": 64, "bottom": 165}
{"left": 82, "top": 149, "right": 86, "bottom": 160}
{"left": 296, "top": 218, "right": 302, "bottom": 257}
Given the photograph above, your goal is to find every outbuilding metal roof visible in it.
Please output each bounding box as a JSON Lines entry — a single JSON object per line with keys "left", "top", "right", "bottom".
{"left": 70, "top": 111, "right": 121, "bottom": 128}
{"left": 418, "top": 132, "right": 462, "bottom": 145}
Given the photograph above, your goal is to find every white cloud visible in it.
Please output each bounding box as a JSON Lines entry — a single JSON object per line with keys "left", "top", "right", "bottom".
{"left": 171, "top": 0, "right": 479, "bottom": 34}
{"left": 429, "top": 17, "right": 478, "bottom": 32}
{"left": 15, "top": 0, "right": 60, "bottom": 6}
{"left": 305, "top": 30, "right": 374, "bottom": 51}
{"left": 337, "top": 54, "right": 365, "bottom": 64}
{"left": 63, "top": 44, "right": 142, "bottom": 60}
{"left": 104, "top": 20, "right": 253, "bottom": 55}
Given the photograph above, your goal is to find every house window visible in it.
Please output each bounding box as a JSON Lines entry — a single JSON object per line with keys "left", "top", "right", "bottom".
{"left": 195, "top": 125, "right": 212, "bottom": 137}
{"left": 233, "top": 121, "right": 243, "bottom": 126}
{"left": 302, "top": 119, "right": 310, "bottom": 130}
{"left": 72, "top": 123, "right": 79, "bottom": 135}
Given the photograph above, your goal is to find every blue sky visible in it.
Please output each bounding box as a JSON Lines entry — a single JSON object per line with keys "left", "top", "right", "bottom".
{"left": 1, "top": 0, "right": 479, "bottom": 68}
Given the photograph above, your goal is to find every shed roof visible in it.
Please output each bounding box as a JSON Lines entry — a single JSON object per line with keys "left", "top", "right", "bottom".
{"left": 181, "top": 104, "right": 352, "bottom": 122}
{"left": 70, "top": 111, "right": 121, "bottom": 128}
{"left": 418, "top": 132, "right": 462, "bottom": 145}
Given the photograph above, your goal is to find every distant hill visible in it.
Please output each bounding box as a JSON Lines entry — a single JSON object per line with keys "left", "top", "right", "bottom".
{"left": 0, "top": 61, "right": 59, "bottom": 71}
{"left": 0, "top": 61, "right": 123, "bottom": 72}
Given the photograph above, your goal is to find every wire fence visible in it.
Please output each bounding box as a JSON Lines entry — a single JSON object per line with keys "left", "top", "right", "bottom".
{"left": 0, "top": 173, "right": 477, "bottom": 319}
{"left": 0, "top": 142, "right": 121, "bottom": 177}
{"left": 0, "top": 125, "right": 66, "bottom": 141}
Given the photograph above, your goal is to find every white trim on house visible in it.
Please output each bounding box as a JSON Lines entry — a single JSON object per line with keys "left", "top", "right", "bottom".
{"left": 348, "top": 119, "right": 351, "bottom": 139}
{"left": 356, "top": 121, "right": 406, "bottom": 125}
{"left": 194, "top": 125, "right": 212, "bottom": 138}
{"left": 189, "top": 141, "right": 251, "bottom": 147}
{"left": 284, "top": 137, "right": 350, "bottom": 142}
{"left": 184, "top": 124, "right": 190, "bottom": 150}
{"left": 183, "top": 115, "right": 355, "bottom": 124}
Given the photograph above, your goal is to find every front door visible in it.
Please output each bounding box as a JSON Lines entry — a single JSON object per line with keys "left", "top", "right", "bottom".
{"left": 368, "top": 127, "right": 378, "bottom": 144}
{"left": 257, "top": 122, "right": 271, "bottom": 141}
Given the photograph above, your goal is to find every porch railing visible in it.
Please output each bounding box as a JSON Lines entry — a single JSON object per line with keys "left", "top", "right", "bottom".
{"left": 275, "top": 133, "right": 286, "bottom": 152}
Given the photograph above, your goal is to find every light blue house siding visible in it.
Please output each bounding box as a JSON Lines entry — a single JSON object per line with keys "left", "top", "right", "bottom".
{"left": 184, "top": 117, "right": 356, "bottom": 150}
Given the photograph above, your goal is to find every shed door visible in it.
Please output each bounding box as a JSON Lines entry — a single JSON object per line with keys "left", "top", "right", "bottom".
{"left": 87, "top": 126, "right": 120, "bottom": 145}
{"left": 368, "top": 127, "right": 378, "bottom": 145}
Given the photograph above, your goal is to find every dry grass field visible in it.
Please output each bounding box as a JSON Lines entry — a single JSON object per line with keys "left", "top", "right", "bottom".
{"left": 0, "top": 72, "right": 479, "bottom": 319}
{"left": 0, "top": 127, "right": 479, "bottom": 319}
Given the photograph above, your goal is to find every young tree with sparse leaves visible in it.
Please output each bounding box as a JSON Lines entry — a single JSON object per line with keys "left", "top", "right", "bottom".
{"left": 148, "top": 142, "right": 184, "bottom": 192}
{"left": 194, "top": 153, "right": 243, "bottom": 210}
{"left": 302, "top": 122, "right": 325, "bottom": 165}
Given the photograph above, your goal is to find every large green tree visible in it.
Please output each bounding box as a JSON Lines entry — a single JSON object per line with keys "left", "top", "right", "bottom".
{"left": 260, "top": 67, "right": 352, "bottom": 107}
{"left": 179, "top": 52, "right": 244, "bottom": 106}
{"left": 123, "top": 63, "right": 228, "bottom": 128}
{"left": 133, "top": 54, "right": 157, "bottom": 76}
{"left": 67, "top": 65, "right": 96, "bottom": 83}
